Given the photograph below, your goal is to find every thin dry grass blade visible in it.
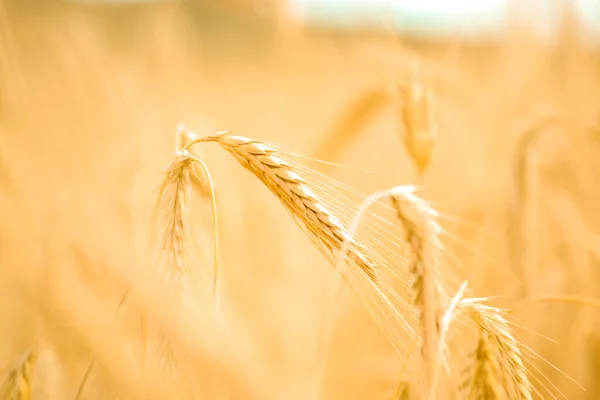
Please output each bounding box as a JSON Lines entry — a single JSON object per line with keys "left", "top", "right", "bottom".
{"left": 75, "top": 290, "right": 129, "bottom": 400}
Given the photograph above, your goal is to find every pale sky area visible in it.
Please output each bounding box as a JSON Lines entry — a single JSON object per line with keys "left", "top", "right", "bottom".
{"left": 289, "top": 0, "right": 600, "bottom": 42}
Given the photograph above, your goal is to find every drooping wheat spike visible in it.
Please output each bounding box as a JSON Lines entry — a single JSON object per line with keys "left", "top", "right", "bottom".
{"left": 390, "top": 186, "right": 442, "bottom": 395}
{"left": 154, "top": 147, "right": 220, "bottom": 390}
{"left": 397, "top": 63, "right": 437, "bottom": 174}
{"left": 0, "top": 350, "right": 37, "bottom": 400}
{"left": 157, "top": 149, "right": 196, "bottom": 287}
{"left": 162, "top": 126, "right": 221, "bottom": 303}
{"left": 462, "top": 300, "right": 532, "bottom": 400}
{"left": 181, "top": 130, "right": 378, "bottom": 282}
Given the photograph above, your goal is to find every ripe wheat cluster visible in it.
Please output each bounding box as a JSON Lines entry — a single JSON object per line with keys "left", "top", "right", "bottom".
{"left": 0, "top": 72, "right": 540, "bottom": 400}
{"left": 150, "top": 115, "right": 533, "bottom": 400}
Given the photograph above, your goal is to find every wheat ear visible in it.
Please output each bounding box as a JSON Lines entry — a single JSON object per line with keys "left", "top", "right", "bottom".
{"left": 181, "top": 130, "right": 377, "bottom": 282}
{"left": 153, "top": 144, "right": 221, "bottom": 386}
{"left": 0, "top": 350, "right": 37, "bottom": 400}
{"left": 462, "top": 300, "right": 532, "bottom": 400}
{"left": 390, "top": 186, "right": 442, "bottom": 395}
{"left": 157, "top": 143, "right": 220, "bottom": 305}
{"left": 397, "top": 64, "right": 437, "bottom": 174}
{"left": 157, "top": 150, "right": 196, "bottom": 285}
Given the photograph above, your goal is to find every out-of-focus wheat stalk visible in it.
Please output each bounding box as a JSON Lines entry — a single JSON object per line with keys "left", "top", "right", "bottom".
{"left": 75, "top": 291, "right": 128, "bottom": 400}
{"left": 312, "top": 59, "right": 437, "bottom": 178}
{"left": 509, "top": 115, "right": 556, "bottom": 298}
{"left": 397, "top": 64, "right": 437, "bottom": 175}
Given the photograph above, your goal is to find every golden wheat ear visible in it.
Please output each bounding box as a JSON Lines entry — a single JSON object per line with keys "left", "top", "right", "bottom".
{"left": 182, "top": 130, "right": 378, "bottom": 282}
{"left": 158, "top": 131, "right": 221, "bottom": 309}
{"left": 156, "top": 149, "right": 196, "bottom": 285}
{"left": 461, "top": 300, "right": 533, "bottom": 400}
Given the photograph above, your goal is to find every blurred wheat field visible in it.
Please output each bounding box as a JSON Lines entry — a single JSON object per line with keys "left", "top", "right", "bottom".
{"left": 1, "top": 0, "right": 600, "bottom": 399}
